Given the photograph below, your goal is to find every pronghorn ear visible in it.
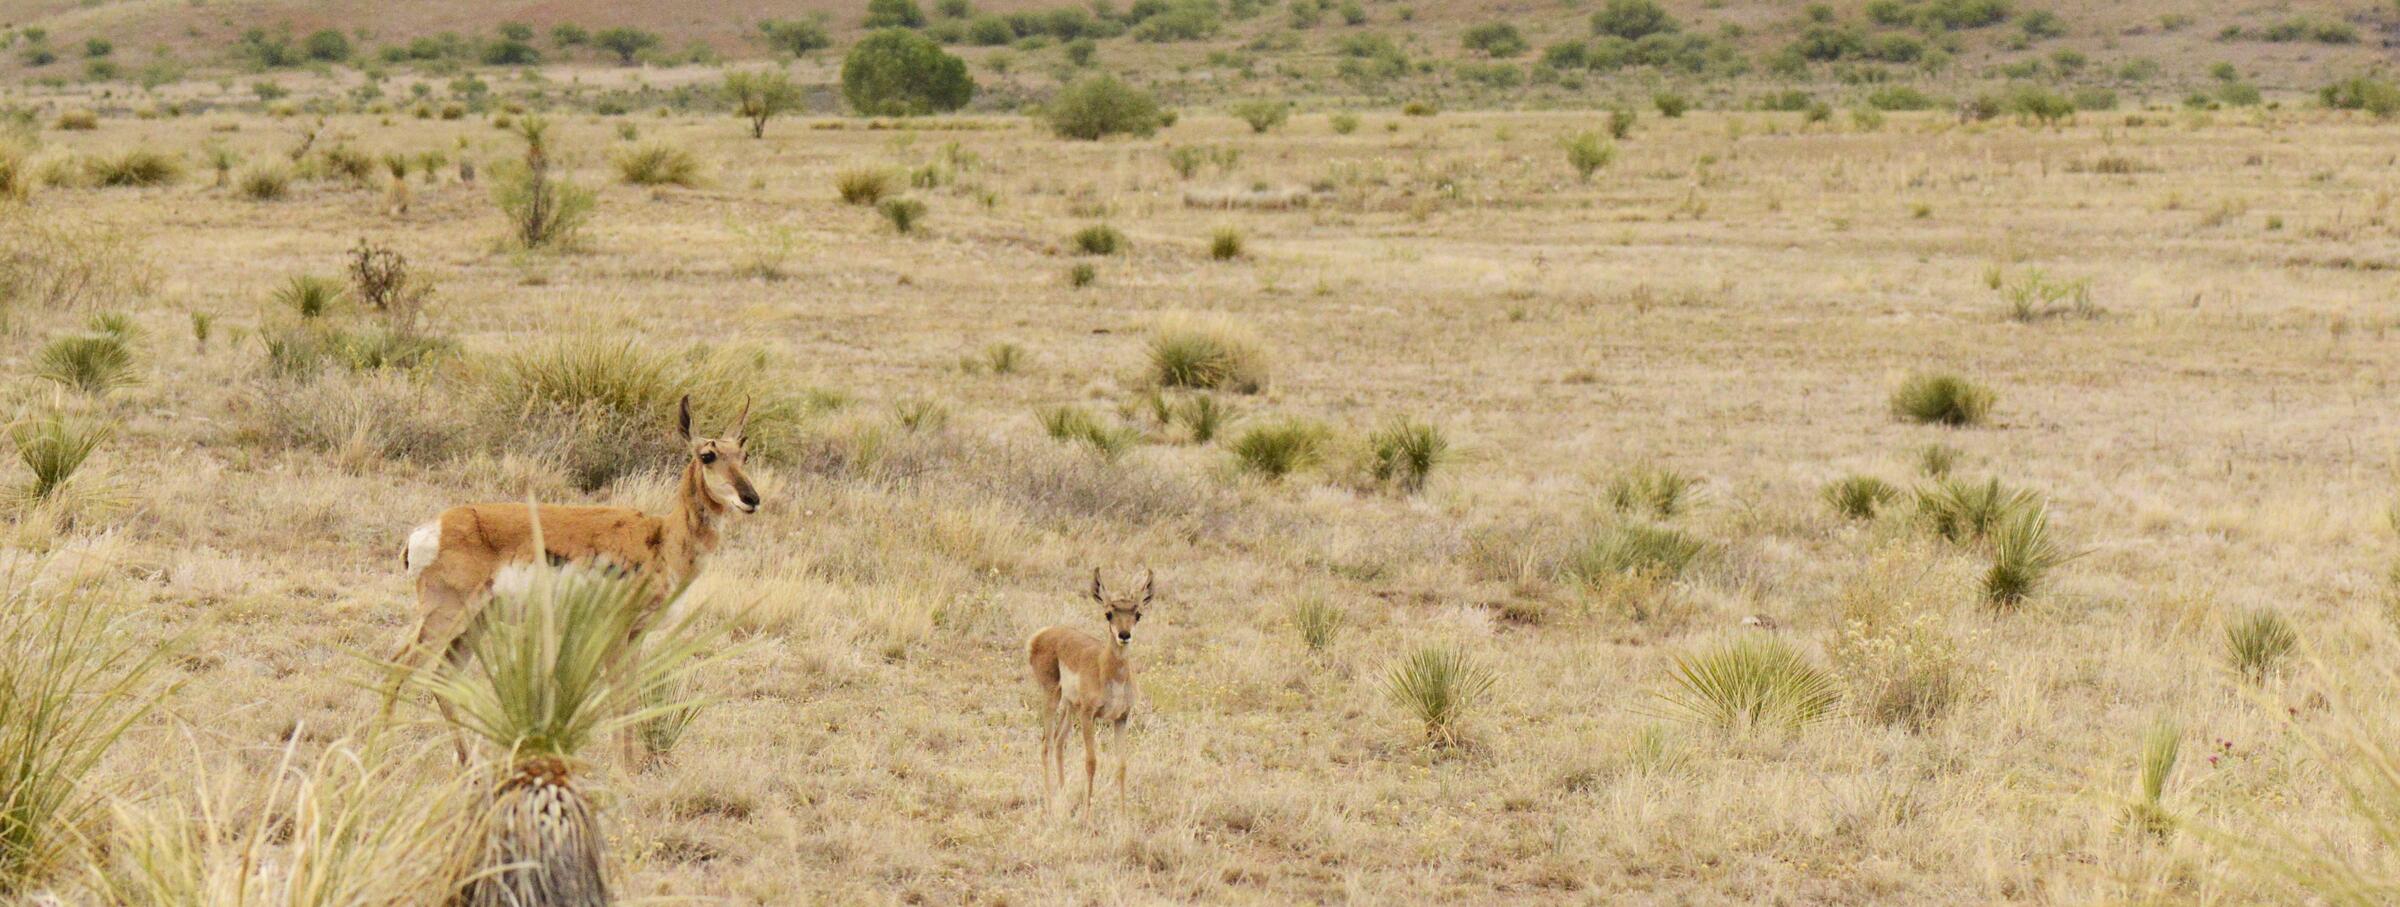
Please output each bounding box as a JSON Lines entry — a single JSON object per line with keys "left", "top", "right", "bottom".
{"left": 1089, "top": 567, "right": 1105, "bottom": 604}
{"left": 1141, "top": 568, "right": 1154, "bottom": 604}
{"left": 733, "top": 396, "right": 752, "bottom": 445}
{"left": 677, "top": 395, "right": 693, "bottom": 442}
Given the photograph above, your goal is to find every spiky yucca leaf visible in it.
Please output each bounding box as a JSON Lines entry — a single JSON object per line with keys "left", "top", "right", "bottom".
{"left": 1917, "top": 476, "right": 2042, "bottom": 544}
{"left": 1823, "top": 474, "right": 1899, "bottom": 520}
{"left": 34, "top": 332, "right": 136, "bottom": 395}
{"left": 1607, "top": 464, "right": 1699, "bottom": 518}
{"left": 1983, "top": 506, "right": 2070, "bottom": 608}
{"left": 1291, "top": 596, "right": 1344, "bottom": 653}
{"left": 2225, "top": 609, "right": 2297, "bottom": 682}
{"left": 1382, "top": 645, "right": 1494, "bottom": 747}
{"left": 2127, "top": 718, "right": 2181, "bottom": 838}
{"left": 10, "top": 411, "right": 108, "bottom": 504}
{"left": 1369, "top": 417, "right": 1449, "bottom": 493}
{"left": 1656, "top": 636, "right": 1842, "bottom": 734}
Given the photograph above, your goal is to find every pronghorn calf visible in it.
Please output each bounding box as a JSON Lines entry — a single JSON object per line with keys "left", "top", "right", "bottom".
{"left": 395, "top": 395, "right": 761, "bottom": 758}
{"left": 1027, "top": 569, "right": 1150, "bottom": 811}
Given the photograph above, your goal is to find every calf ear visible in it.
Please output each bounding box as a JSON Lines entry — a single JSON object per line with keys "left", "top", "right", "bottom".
{"left": 677, "top": 395, "right": 693, "bottom": 441}
{"left": 1089, "top": 567, "right": 1105, "bottom": 603}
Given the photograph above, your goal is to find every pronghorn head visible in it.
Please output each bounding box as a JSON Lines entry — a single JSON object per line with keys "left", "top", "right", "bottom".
{"left": 1090, "top": 567, "right": 1152, "bottom": 646}
{"left": 679, "top": 395, "right": 761, "bottom": 515}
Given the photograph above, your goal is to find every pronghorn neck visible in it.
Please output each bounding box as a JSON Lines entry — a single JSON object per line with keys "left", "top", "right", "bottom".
{"left": 668, "top": 459, "right": 724, "bottom": 570}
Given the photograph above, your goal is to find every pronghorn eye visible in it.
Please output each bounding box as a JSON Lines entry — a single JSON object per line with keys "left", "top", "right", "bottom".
{"left": 699, "top": 451, "right": 717, "bottom": 465}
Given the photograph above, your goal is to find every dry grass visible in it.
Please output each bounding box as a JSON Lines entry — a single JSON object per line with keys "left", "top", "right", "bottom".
{"left": 0, "top": 89, "right": 2392, "bottom": 903}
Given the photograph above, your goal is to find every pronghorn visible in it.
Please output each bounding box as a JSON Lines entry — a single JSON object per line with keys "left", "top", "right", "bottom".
{"left": 395, "top": 395, "right": 760, "bottom": 759}
{"left": 1027, "top": 569, "right": 1150, "bottom": 811}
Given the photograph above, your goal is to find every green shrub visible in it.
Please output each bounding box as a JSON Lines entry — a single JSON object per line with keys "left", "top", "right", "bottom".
{"left": 1823, "top": 475, "right": 1899, "bottom": 520}
{"left": 1867, "top": 86, "right": 1941, "bottom": 111}
{"left": 842, "top": 29, "right": 975, "bottom": 115}
{"left": 34, "top": 331, "right": 135, "bottom": 394}
{"left": 1171, "top": 393, "right": 1234, "bottom": 443}
{"left": 1592, "top": 0, "right": 1678, "bottom": 40}
{"left": 1382, "top": 644, "right": 1494, "bottom": 747}
{"left": 1890, "top": 373, "right": 1993, "bottom": 426}
{"left": 2322, "top": 75, "right": 2400, "bottom": 118}
{"left": 1208, "top": 226, "right": 1243, "bottom": 261}
{"left": 1369, "top": 417, "right": 1449, "bottom": 493}
{"left": 52, "top": 109, "right": 97, "bottom": 131}
{"left": 1657, "top": 636, "right": 1841, "bottom": 734}
{"left": 1653, "top": 92, "right": 1690, "bottom": 117}
{"left": 1461, "top": 22, "right": 1528, "bottom": 58}
{"left": 2000, "top": 269, "right": 2099, "bottom": 322}
{"left": 1231, "top": 418, "right": 1329, "bottom": 479}
{"left": 2225, "top": 609, "right": 2297, "bottom": 681}
{"left": 1071, "top": 223, "right": 1126, "bottom": 255}
{"left": 723, "top": 69, "right": 803, "bottom": 138}
{"left": 9, "top": 410, "right": 109, "bottom": 504}
{"left": 1230, "top": 98, "right": 1290, "bottom": 133}
{"left": 877, "top": 196, "right": 927, "bottom": 233}
{"left": 612, "top": 141, "right": 702, "bottom": 187}
{"left": 1047, "top": 73, "right": 1164, "bottom": 139}
{"left": 596, "top": 27, "right": 663, "bottom": 64}
{"left": 1330, "top": 111, "right": 1361, "bottom": 134}
{"left": 1066, "top": 262, "right": 1096, "bottom": 288}
{"left": 836, "top": 168, "right": 894, "bottom": 205}
{"left": 1147, "top": 317, "right": 1268, "bottom": 393}
{"left": 1916, "top": 476, "right": 2039, "bottom": 544}
{"left": 1564, "top": 131, "right": 1616, "bottom": 180}
{"left": 1564, "top": 522, "right": 1707, "bottom": 583}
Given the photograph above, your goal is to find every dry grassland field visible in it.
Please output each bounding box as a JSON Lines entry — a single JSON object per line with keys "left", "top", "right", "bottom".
{"left": 3, "top": 1, "right": 2400, "bottom": 905}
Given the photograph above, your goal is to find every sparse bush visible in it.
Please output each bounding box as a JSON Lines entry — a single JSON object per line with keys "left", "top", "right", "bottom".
{"left": 35, "top": 331, "right": 136, "bottom": 395}
{"left": 836, "top": 168, "right": 895, "bottom": 205}
{"left": 1982, "top": 506, "right": 2068, "bottom": 608}
{"left": 2322, "top": 75, "right": 2400, "bottom": 118}
{"left": 0, "top": 213, "right": 153, "bottom": 311}
{"left": 1148, "top": 316, "right": 1268, "bottom": 393}
{"left": 724, "top": 69, "right": 803, "bottom": 138}
{"left": 1606, "top": 105, "right": 1637, "bottom": 139}
{"left": 878, "top": 196, "right": 927, "bottom": 233}
{"left": 2000, "top": 269, "right": 2099, "bottom": 322}
{"left": 612, "top": 141, "right": 702, "bottom": 187}
{"left": 1382, "top": 644, "right": 1494, "bottom": 747}
{"left": 1564, "top": 522, "right": 1707, "bottom": 583}
{"left": 1071, "top": 223, "right": 1126, "bottom": 255}
{"left": 1231, "top": 418, "right": 1330, "bottom": 479}
{"left": 1230, "top": 98, "right": 1290, "bottom": 133}
{"left": 1047, "top": 74, "right": 1165, "bottom": 139}
{"left": 1657, "top": 636, "right": 1841, "bottom": 734}
{"left": 1917, "top": 443, "right": 1960, "bottom": 477}
{"left": 1607, "top": 465, "right": 1698, "bottom": 518}
{"left": 1461, "top": 22, "right": 1528, "bottom": 58}
{"left": 1564, "top": 131, "right": 1616, "bottom": 180}
{"left": 1829, "top": 553, "right": 1970, "bottom": 732}
{"left": 1824, "top": 475, "right": 1899, "bottom": 520}
{"left": 1917, "top": 476, "right": 2040, "bottom": 544}
{"left": 1330, "top": 111, "right": 1361, "bottom": 134}
{"left": 1292, "top": 596, "right": 1344, "bottom": 653}
{"left": 493, "top": 116, "right": 595, "bottom": 249}
{"left": 1208, "top": 226, "right": 1244, "bottom": 260}
{"left": 595, "top": 27, "right": 663, "bottom": 65}
{"left": 1890, "top": 373, "right": 1993, "bottom": 426}
{"left": 2225, "top": 609, "right": 2297, "bottom": 681}
{"left": 483, "top": 337, "right": 802, "bottom": 489}
{"left": 1369, "top": 417, "right": 1449, "bottom": 493}
{"left": 347, "top": 239, "right": 434, "bottom": 331}
{"left": 1593, "top": 0, "right": 1678, "bottom": 40}
{"left": 1038, "top": 404, "right": 1140, "bottom": 459}
{"left": 1066, "top": 262, "right": 1096, "bottom": 288}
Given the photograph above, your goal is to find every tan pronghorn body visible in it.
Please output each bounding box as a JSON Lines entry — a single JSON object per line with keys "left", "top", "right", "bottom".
{"left": 1027, "top": 569, "right": 1150, "bottom": 811}
{"left": 395, "top": 396, "right": 759, "bottom": 759}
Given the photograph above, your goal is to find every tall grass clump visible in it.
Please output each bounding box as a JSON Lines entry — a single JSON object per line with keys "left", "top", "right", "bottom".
{"left": 493, "top": 116, "right": 595, "bottom": 250}
{"left": 1981, "top": 506, "right": 2069, "bottom": 609}
{"left": 1823, "top": 475, "right": 1899, "bottom": 520}
{"left": 85, "top": 149, "right": 182, "bottom": 187}
{"left": 1891, "top": 372, "right": 1994, "bottom": 426}
{"left": 1208, "top": 225, "right": 1244, "bottom": 261}
{"left": 1606, "top": 464, "right": 1699, "bottom": 518}
{"left": 2125, "top": 718, "right": 2180, "bottom": 838}
{"left": 484, "top": 337, "right": 798, "bottom": 489}
{"left": 0, "top": 570, "right": 169, "bottom": 895}
{"left": 1828, "top": 553, "right": 1970, "bottom": 732}
{"left": 2000, "top": 269, "right": 2101, "bottom": 322}
{"left": 1147, "top": 316, "right": 1269, "bottom": 393}
{"left": 415, "top": 564, "right": 719, "bottom": 907}
{"left": 53, "top": 110, "right": 99, "bottom": 131}
{"left": 2224, "top": 609, "right": 2297, "bottom": 681}
{"left": 0, "top": 143, "right": 28, "bottom": 204}
{"left": 611, "top": 141, "right": 701, "bottom": 187}
{"left": 237, "top": 163, "right": 291, "bottom": 200}
{"left": 1170, "top": 393, "right": 1233, "bottom": 443}
{"left": 835, "top": 168, "right": 893, "bottom": 205}
{"left": 1382, "top": 644, "right": 1494, "bottom": 748}
{"left": 1917, "top": 476, "right": 2041, "bottom": 543}
{"left": 34, "top": 331, "right": 136, "bottom": 395}
{"left": 1369, "top": 416, "right": 1449, "bottom": 493}
{"left": 1563, "top": 522, "right": 1708, "bottom": 583}
{"left": 1037, "top": 404, "right": 1140, "bottom": 460}
{"left": 1230, "top": 418, "right": 1329, "bottom": 479}
{"left": 1071, "top": 223, "right": 1126, "bottom": 255}
{"left": 1657, "top": 636, "right": 1841, "bottom": 734}
{"left": 1292, "top": 596, "right": 1344, "bottom": 653}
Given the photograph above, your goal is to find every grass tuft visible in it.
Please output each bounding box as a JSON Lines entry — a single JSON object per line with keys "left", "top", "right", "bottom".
{"left": 1147, "top": 316, "right": 1269, "bottom": 394}
{"left": 237, "top": 163, "right": 291, "bottom": 200}
{"left": 1369, "top": 417, "right": 1449, "bottom": 493}
{"left": 1916, "top": 476, "right": 2041, "bottom": 543}
{"left": 1170, "top": 392, "right": 1234, "bottom": 443}
{"left": 1890, "top": 373, "right": 1994, "bottom": 426}
{"left": 1071, "top": 223, "right": 1126, "bottom": 255}
{"left": 274, "top": 274, "right": 348, "bottom": 318}
{"left": 1823, "top": 475, "right": 1899, "bottom": 520}
{"left": 1208, "top": 226, "right": 1244, "bottom": 260}
{"left": 1230, "top": 418, "right": 1330, "bottom": 479}
{"left": 2224, "top": 609, "right": 2296, "bottom": 681}
{"left": 1291, "top": 596, "right": 1344, "bottom": 653}
{"left": 2125, "top": 718, "right": 2180, "bottom": 838}
{"left": 877, "top": 196, "right": 927, "bottom": 234}
{"left": 612, "top": 141, "right": 703, "bottom": 187}
{"left": 1657, "top": 636, "right": 1842, "bottom": 734}
{"left": 1563, "top": 522, "right": 1708, "bottom": 584}
{"left": 1981, "top": 506, "right": 2069, "bottom": 609}
{"left": 1037, "top": 405, "right": 1141, "bottom": 460}
{"left": 34, "top": 331, "right": 136, "bottom": 395}
{"left": 835, "top": 168, "right": 893, "bottom": 205}
{"left": 1606, "top": 464, "right": 1699, "bottom": 518}
{"left": 1382, "top": 645, "right": 1493, "bottom": 748}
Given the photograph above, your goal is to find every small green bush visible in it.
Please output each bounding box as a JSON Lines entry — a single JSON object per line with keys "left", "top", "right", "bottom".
{"left": 1038, "top": 404, "right": 1140, "bottom": 460}
{"left": 836, "top": 168, "right": 895, "bottom": 205}
{"left": 878, "top": 196, "right": 927, "bottom": 234}
{"left": 1890, "top": 373, "right": 1993, "bottom": 426}
{"left": 1047, "top": 74, "right": 1165, "bottom": 139}
{"left": 1208, "top": 226, "right": 1243, "bottom": 261}
{"left": 1653, "top": 92, "right": 1690, "bottom": 117}
{"left": 1330, "top": 111, "right": 1361, "bottom": 134}
{"left": 1229, "top": 98, "right": 1290, "bottom": 133}
{"left": 1071, "top": 223, "right": 1126, "bottom": 255}
{"left": 1564, "top": 131, "right": 1616, "bottom": 181}
{"left": 1230, "top": 418, "right": 1329, "bottom": 479}
{"left": 34, "top": 331, "right": 136, "bottom": 395}
{"left": 1981, "top": 506, "right": 2069, "bottom": 608}
{"left": 1147, "top": 318, "right": 1268, "bottom": 393}
{"left": 1606, "top": 465, "right": 1698, "bottom": 518}
{"left": 1066, "top": 262, "right": 1096, "bottom": 288}
{"left": 1292, "top": 596, "right": 1344, "bottom": 653}
{"left": 85, "top": 149, "right": 181, "bottom": 187}
{"left": 1916, "top": 476, "right": 2040, "bottom": 544}
{"left": 612, "top": 142, "right": 702, "bottom": 187}
{"left": 274, "top": 274, "right": 347, "bottom": 318}
{"left": 2322, "top": 75, "right": 2400, "bottom": 118}
{"left": 1564, "top": 522, "right": 1707, "bottom": 583}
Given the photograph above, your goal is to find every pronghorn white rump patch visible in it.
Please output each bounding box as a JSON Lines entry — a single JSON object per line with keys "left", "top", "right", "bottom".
{"left": 403, "top": 522, "right": 440, "bottom": 579}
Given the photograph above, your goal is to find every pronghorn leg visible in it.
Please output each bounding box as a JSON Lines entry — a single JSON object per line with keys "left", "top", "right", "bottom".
{"left": 1037, "top": 699, "right": 1059, "bottom": 804}
{"left": 433, "top": 633, "right": 475, "bottom": 763}
{"left": 1113, "top": 721, "right": 1128, "bottom": 811}
{"left": 1079, "top": 713, "right": 1098, "bottom": 813}
{"left": 1047, "top": 707, "right": 1072, "bottom": 809}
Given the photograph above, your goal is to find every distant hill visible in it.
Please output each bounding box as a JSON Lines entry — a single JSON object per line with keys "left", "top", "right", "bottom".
{"left": 2, "top": 0, "right": 2394, "bottom": 106}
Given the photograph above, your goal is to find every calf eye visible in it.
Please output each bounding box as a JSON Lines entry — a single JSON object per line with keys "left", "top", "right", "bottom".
{"left": 699, "top": 451, "right": 718, "bottom": 464}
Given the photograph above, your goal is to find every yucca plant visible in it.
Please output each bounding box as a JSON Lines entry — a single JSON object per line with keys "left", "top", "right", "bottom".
{"left": 1147, "top": 318, "right": 1269, "bottom": 394}
{"left": 1823, "top": 475, "right": 1899, "bottom": 520}
{"left": 981, "top": 342, "right": 1024, "bottom": 375}
{"left": 2125, "top": 718, "right": 2180, "bottom": 839}
{"left": 0, "top": 569, "right": 170, "bottom": 894}
{"left": 1982, "top": 506, "right": 2070, "bottom": 609}
{"left": 1890, "top": 372, "right": 1995, "bottom": 426}
{"left": 1171, "top": 393, "right": 1234, "bottom": 443}
{"left": 274, "top": 274, "right": 348, "bottom": 319}
{"left": 877, "top": 196, "right": 927, "bottom": 234}
{"left": 493, "top": 116, "right": 594, "bottom": 250}
{"left": 834, "top": 168, "right": 893, "bottom": 205}
{"left": 1606, "top": 464, "right": 1699, "bottom": 518}
{"left": 1369, "top": 417, "right": 1450, "bottom": 493}
{"left": 1292, "top": 596, "right": 1344, "bottom": 654}
{"left": 415, "top": 563, "right": 719, "bottom": 907}
{"left": 10, "top": 412, "right": 107, "bottom": 508}
{"left": 1917, "top": 476, "right": 2042, "bottom": 544}
{"left": 1917, "top": 443, "right": 1961, "bottom": 478}
{"left": 1382, "top": 645, "right": 1494, "bottom": 748}
{"left": 2225, "top": 609, "right": 2297, "bottom": 682}
{"left": 610, "top": 141, "right": 701, "bottom": 187}
{"left": 1562, "top": 522, "right": 1708, "bottom": 584}
{"left": 1230, "top": 418, "right": 1330, "bottom": 480}
{"left": 1656, "top": 636, "right": 1841, "bottom": 734}
{"left": 1037, "top": 405, "right": 1139, "bottom": 460}
{"left": 34, "top": 332, "right": 136, "bottom": 395}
